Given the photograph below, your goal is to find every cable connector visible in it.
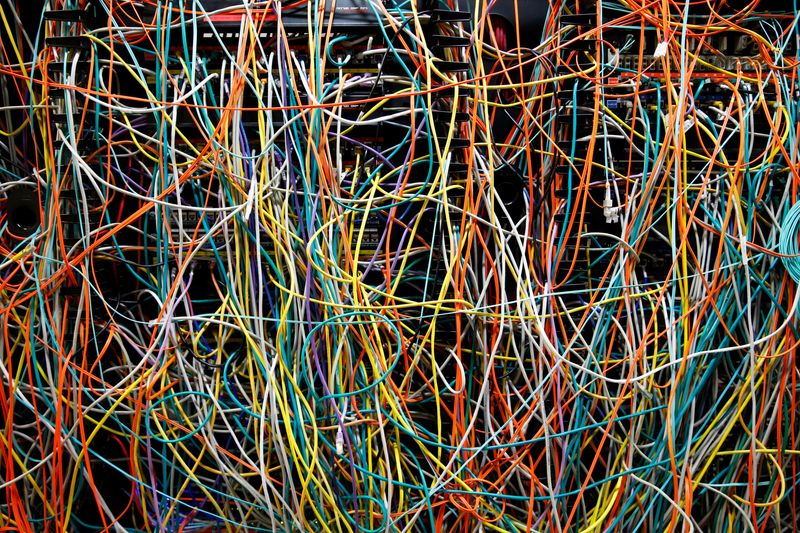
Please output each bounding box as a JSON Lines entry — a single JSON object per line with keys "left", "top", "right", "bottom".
{"left": 335, "top": 427, "right": 344, "bottom": 455}
{"left": 603, "top": 183, "right": 619, "bottom": 223}
{"left": 653, "top": 41, "right": 669, "bottom": 58}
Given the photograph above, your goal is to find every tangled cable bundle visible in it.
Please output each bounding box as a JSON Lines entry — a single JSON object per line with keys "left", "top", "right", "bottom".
{"left": 1, "top": 0, "right": 800, "bottom": 531}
